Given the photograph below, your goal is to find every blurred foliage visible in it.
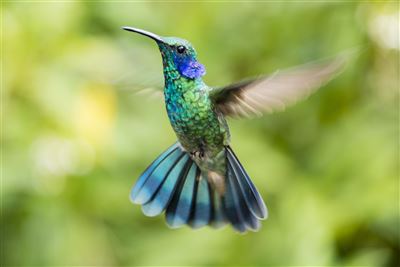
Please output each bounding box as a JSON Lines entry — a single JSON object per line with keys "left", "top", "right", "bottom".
{"left": 2, "top": 1, "right": 399, "bottom": 266}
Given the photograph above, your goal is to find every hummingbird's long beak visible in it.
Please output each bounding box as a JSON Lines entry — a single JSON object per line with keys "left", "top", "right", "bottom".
{"left": 122, "top": 26, "right": 164, "bottom": 43}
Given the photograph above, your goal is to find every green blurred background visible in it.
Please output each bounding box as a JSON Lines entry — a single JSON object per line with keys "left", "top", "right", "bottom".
{"left": 3, "top": 1, "right": 399, "bottom": 266}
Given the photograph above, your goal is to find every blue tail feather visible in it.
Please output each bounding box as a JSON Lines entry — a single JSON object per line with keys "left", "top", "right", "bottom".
{"left": 209, "top": 187, "right": 226, "bottom": 228}
{"left": 227, "top": 146, "right": 267, "bottom": 219}
{"left": 142, "top": 154, "right": 190, "bottom": 216}
{"left": 223, "top": 164, "right": 247, "bottom": 233}
{"left": 131, "top": 143, "right": 267, "bottom": 233}
{"left": 228, "top": 160, "right": 260, "bottom": 231}
{"left": 189, "top": 172, "right": 212, "bottom": 228}
{"left": 132, "top": 146, "right": 182, "bottom": 205}
{"left": 165, "top": 162, "right": 197, "bottom": 228}
{"left": 130, "top": 143, "right": 179, "bottom": 201}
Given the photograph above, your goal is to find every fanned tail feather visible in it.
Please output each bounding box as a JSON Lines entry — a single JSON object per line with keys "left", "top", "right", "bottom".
{"left": 130, "top": 142, "right": 267, "bottom": 233}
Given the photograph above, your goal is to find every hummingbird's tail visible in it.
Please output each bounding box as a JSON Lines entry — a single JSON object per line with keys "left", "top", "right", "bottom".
{"left": 130, "top": 142, "right": 267, "bottom": 233}
{"left": 223, "top": 146, "right": 268, "bottom": 232}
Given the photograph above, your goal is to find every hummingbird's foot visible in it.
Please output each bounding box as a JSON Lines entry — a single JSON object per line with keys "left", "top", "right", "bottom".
{"left": 190, "top": 150, "right": 205, "bottom": 159}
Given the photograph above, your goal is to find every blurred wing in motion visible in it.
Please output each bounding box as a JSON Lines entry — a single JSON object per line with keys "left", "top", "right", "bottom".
{"left": 134, "top": 87, "right": 164, "bottom": 100}
{"left": 210, "top": 52, "right": 352, "bottom": 118}
{"left": 107, "top": 48, "right": 164, "bottom": 100}
{"left": 114, "top": 75, "right": 164, "bottom": 100}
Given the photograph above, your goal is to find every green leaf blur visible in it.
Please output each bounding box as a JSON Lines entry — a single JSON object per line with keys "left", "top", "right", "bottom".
{"left": 3, "top": 1, "right": 398, "bottom": 266}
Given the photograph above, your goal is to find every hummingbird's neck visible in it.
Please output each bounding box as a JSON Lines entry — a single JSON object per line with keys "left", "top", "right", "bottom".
{"left": 159, "top": 45, "right": 205, "bottom": 94}
{"left": 161, "top": 55, "right": 205, "bottom": 94}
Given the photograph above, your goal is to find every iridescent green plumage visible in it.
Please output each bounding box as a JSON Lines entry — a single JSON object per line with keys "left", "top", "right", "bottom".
{"left": 123, "top": 27, "right": 348, "bottom": 232}
{"left": 157, "top": 37, "right": 230, "bottom": 190}
{"left": 160, "top": 38, "right": 229, "bottom": 151}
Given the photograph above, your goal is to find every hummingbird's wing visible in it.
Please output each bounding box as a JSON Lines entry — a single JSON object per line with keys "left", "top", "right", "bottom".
{"left": 110, "top": 53, "right": 165, "bottom": 100}
{"left": 210, "top": 52, "right": 352, "bottom": 118}
{"left": 115, "top": 73, "right": 164, "bottom": 99}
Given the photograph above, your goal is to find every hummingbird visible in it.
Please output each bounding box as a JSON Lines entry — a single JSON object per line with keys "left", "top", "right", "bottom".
{"left": 123, "top": 27, "right": 348, "bottom": 233}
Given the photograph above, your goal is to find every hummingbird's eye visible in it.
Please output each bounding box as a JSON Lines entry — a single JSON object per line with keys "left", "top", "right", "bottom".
{"left": 177, "top": 45, "right": 186, "bottom": 54}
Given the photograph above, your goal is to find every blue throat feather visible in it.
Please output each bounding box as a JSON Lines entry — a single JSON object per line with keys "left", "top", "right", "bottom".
{"left": 174, "top": 55, "right": 206, "bottom": 79}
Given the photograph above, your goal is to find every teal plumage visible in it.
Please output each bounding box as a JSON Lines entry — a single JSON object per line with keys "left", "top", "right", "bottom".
{"left": 124, "top": 27, "right": 348, "bottom": 233}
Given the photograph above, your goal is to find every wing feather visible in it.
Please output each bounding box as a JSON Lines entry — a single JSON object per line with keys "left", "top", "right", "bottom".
{"left": 210, "top": 52, "right": 353, "bottom": 118}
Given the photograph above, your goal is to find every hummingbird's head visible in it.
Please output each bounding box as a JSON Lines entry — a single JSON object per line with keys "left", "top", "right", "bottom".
{"left": 123, "top": 27, "right": 206, "bottom": 79}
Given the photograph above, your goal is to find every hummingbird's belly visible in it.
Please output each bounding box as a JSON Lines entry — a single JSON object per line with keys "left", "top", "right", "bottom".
{"left": 166, "top": 94, "right": 229, "bottom": 155}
